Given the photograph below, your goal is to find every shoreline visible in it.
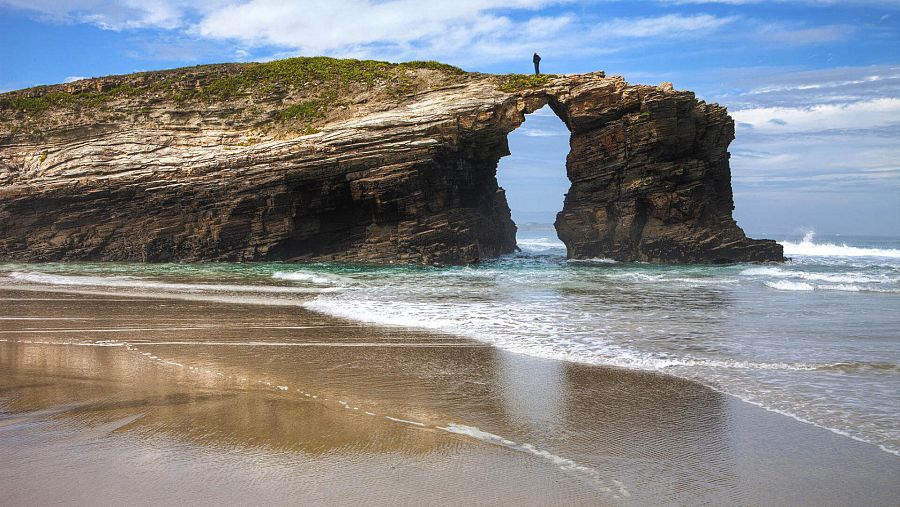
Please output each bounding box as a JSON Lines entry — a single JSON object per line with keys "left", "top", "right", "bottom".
{"left": 1, "top": 287, "right": 898, "bottom": 505}
{"left": 3, "top": 280, "right": 899, "bottom": 457}
{"left": 9, "top": 278, "right": 898, "bottom": 457}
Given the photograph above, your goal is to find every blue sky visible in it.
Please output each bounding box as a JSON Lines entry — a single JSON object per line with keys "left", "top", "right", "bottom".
{"left": 1, "top": 0, "right": 898, "bottom": 236}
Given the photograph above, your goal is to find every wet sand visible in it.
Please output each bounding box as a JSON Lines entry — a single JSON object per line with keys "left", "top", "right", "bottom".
{"left": 1, "top": 288, "right": 898, "bottom": 506}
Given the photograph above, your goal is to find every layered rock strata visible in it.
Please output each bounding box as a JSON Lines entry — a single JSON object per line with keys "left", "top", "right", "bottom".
{"left": 0, "top": 59, "right": 782, "bottom": 264}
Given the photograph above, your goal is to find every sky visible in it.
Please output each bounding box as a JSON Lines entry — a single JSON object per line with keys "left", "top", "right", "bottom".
{"left": 0, "top": 1, "right": 898, "bottom": 236}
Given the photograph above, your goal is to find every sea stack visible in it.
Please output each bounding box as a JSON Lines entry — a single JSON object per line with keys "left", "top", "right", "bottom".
{"left": 0, "top": 58, "right": 783, "bottom": 264}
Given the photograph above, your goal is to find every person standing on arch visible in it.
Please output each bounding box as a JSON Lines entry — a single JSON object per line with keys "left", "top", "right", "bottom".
{"left": 533, "top": 51, "right": 541, "bottom": 75}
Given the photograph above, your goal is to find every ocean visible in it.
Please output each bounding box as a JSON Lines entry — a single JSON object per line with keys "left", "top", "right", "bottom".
{"left": 1, "top": 230, "right": 898, "bottom": 456}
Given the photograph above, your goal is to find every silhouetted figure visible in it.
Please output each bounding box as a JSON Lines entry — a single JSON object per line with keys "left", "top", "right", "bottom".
{"left": 533, "top": 52, "right": 541, "bottom": 75}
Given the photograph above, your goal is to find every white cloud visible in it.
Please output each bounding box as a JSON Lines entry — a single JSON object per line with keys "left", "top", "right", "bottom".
{"left": 206, "top": 9, "right": 740, "bottom": 66}
{"left": 0, "top": 0, "right": 191, "bottom": 30}
{"left": 700, "top": 64, "right": 900, "bottom": 112}
{"left": 63, "top": 75, "right": 87, "bottom": 83}
{"left": 732, "top": 98, "right": 900, "bottom": 133}
{"left": 0, "top": 0, "right": 594, "bottom": 65}
{"left": 754, "top": 23, "right": 853, "bottom": 45}
{"left": 183, "top": 3, "right": 741, "bottom": 65}
{"left": 664, "top": 0, "right": 900, "bottom": 5}
{"left": 745, "top": 72, "right": 895, "bottom": 96}
{"left": 520, "top": 127, "right": 567, "bottom": 137}
{"left": 194, "top": 0, "right": 564, "bottom": 51}
{"left": 596, "top": 14, "right": 737, "bottom": 38}
{"left": 730, "top": 124, "right": 900, "bottom": 193}
{"left": 719, "top": 64, "right": 900, "bottom": 232}
{"left": 2, "top": 0, "right": 839, "bottom": 67}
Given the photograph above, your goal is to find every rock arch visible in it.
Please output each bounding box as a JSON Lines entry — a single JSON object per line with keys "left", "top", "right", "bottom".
{"left": 0, "top": 70, "right": 782, "bottom": 264}
{"left": 488, "top": 75, "right": 782, "bottom": 263}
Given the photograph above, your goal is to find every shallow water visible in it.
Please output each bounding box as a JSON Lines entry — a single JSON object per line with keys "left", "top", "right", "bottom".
{"left": 1, "top": 289, "right": 897, "bottom": 506}
{"left": 1, "top": 230, "right": 898, "bottom": 457}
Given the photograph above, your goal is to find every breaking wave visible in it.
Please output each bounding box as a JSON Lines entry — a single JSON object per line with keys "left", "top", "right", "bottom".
{"left": 765, "top": 280, "right": 815, "bottom": 291}
{"left": 743, "top": 265, "right": 899, "bottom": 293}
{"left": 303, "top": 294, "right": 859, "bottom": 373}
{"left": 517, "top": 237, "right": 566, "bottom": 253}
{"left": 4, "top": 271, "right": 336, "bottom": 295}
{"left": 780, "top": 232, "right": 900, "bottom": 258}
{"left": 272, "top": 270, "right": 351, "bottom": 285}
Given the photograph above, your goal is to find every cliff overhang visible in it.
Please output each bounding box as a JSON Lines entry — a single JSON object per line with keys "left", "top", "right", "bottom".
{"left": 0, "top": 57, "right": 783, "bottom": 264}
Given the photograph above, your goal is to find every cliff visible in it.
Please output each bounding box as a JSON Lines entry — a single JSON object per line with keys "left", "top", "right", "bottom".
{"left": 0, "top": 57, "right": 782, "bottom": 264}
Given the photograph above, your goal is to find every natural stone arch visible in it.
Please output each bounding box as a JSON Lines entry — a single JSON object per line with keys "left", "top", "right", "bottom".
{"left": 0, "top": 67, "right": 781, "bottom": 265}
{"left": 488, "top": 75, "right": 782, "bottom": 263}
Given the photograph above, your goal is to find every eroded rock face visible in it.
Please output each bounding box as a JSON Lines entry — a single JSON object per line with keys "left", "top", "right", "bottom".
{"left": 546, "top": 75, "right": 783, "bottom": 263}
{"left": 0, "top": 64, "right": 782, "bottom": 264}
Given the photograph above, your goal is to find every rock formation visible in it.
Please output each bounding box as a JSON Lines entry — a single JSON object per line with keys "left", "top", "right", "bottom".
{"left": 0, "top": 57, "right": 782, "bottom": 264}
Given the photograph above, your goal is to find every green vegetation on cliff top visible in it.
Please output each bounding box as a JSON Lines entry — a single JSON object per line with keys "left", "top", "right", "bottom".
{"left": 0, "top": 57, "right": 558, "bottom": 133}
{"left": 0, "top": 57, "right": 468, "bottom": 115}
{"left": 496, "top": 73, "right": 557, "bottom": 93}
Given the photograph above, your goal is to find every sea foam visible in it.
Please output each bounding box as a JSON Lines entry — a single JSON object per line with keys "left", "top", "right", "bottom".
{"left": 438, "top": 423, "right": 626, "bottom": 495}
{"left": 765, "top": 280, "right": 815, "bottom": 291}
{"left": 742, "top": 266, "right": 891, "bottom": 284}
{"left": 780, "top": 232, "right": 900, "bottom": 258}
{"left": 5, "top": 271, "right": 330, "bottom": 294}
{"left": 517, "top": 237, "right": 567, "bottom": 252}
{"left": 272, "top": 271, "right": 349, "bottom": 285}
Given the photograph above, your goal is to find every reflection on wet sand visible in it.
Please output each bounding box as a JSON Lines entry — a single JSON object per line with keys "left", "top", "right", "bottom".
{"left": 1, "top": 289, "right": 898, "bottom": 506}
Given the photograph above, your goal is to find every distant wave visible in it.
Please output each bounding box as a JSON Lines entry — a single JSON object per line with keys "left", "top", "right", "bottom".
{"left": 567, "top": 258, "right": 618, "bottom": 265}
{"left": 780, "top": 232, "right": 900, "bottom": 258}
{"left": 517, "top": 237, "right": 566, "bottom": 252}
{"left": 5, "top": 271, "right": 333, "bottom": 294}
{"left": 520, "top": 231, "right": 900, "bottom": 259}
{"left": 742, "top": 266, "right": 898, "bottom": 293}
{"left": 764, "top": 280, "right": 815, "bottom": 291}
{"left": 741, "top": 266, "right": 897, "bottom": 285}
{"left": 272, "top": 271, "right": 351, "bottom": 285}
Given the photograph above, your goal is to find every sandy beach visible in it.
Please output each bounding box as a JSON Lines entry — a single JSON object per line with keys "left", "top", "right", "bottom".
{"left": 2, "top": 0, "right": 899, "bottom": 504}
{"left": 1, "top": 287, "right": 897, "bottom": 506}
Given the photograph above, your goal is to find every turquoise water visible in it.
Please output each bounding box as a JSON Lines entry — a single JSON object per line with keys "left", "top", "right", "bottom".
{"left": 1, "top": 230, "right": 898, "bottom": 454}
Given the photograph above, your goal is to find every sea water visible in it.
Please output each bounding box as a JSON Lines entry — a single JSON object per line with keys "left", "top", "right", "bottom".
{"left": 1, "top": 231, "right": 898, "bottom": 454}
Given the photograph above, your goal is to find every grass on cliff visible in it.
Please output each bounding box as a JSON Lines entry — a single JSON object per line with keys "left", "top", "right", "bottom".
{"left": 497, "top": 73, "right": 557, "bottom": 92}
{"left": 3, "top": 84, "right": 143, "bottom": 114}
{"left": 201, "top": 57, "right": 465, "bottom": 100}
{"left": 0, "top": 57, "right": 468, "bottom": 116}
{"left": 277, "top": 99, "right": 327, "bottom": 121}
